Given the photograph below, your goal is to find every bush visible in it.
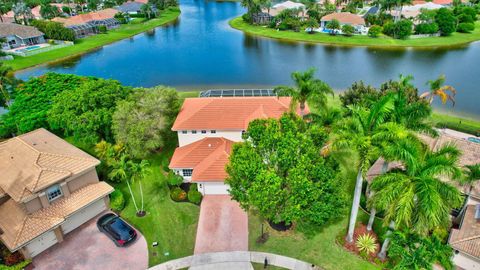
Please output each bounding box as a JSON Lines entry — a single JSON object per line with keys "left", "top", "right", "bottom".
{"left": 368, "top": 25, "right": 382, "bottom": 37}
{"left": 110, "top": 189, "right": 125, "bottom": 212}
{"left": 457, "top": 22, "right": 475, "bottom": 33}
{"left": 0, "top": 260, "right": 31, "bottom": 270}
{"left": 31, "top": 20, "right": 76, "bottom": 41}
{"left": 356, "top": 234, "right": 377, "bottom": 255}
{"left": 435, "top": 8, "right": 457, "bottom": 36}
{"left": 167, "top": 171, "right": 184, "bottom": 187}
{"left": 395, "top": 19, "right": 413, "bottom": 39}
{"left": 382, "top": 21, "right": 395, "bottom": 36}
{"left": 97, "top": 25, "right": 107, "bottom": 34}
{"left": 170, "top": 187, "right": 187, "bottom": 202}
{"left": 188, "top": 190, "right": 202, "bottom": 204}
{"left": 242, "top": 13, "right": 252, "bottom": 23}
{"left": 3, "top": 252, "right": 24, "bottom": 266}
{"left": 457, "top": 13, "right": 474, "bottom": 23}
{"left": 415, "top": 23, "right": 439, "bottom": 34}
{"left": 342, "top": 24, "right": 355, "bottom": 36}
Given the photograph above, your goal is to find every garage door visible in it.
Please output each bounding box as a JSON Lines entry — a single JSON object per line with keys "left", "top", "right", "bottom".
{"left": 201, "top": 182, "right": 230, "bottom": 195}
{"left": 61, "top": 199, "right": 106, "bottom": 234}
{"left": 25, "top": 230, "right": 58, "bottom": 257}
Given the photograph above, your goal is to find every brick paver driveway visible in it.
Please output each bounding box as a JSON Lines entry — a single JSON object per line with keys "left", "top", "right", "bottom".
{"left": 194, "top": 195, "right": 248, "bottom": 254}
{"left": 32, "top": 212, "right": 148, "bottom": 270}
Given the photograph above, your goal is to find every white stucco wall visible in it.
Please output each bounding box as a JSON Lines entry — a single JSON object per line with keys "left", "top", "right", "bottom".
{"left": 453, "top": 252, "right": 480, "bottom": 269}
{"left": 177, "top": 130, "right": 243, "bottom": 146}
{"left": 197, "top": 182, "right": 230, "bottom": 195}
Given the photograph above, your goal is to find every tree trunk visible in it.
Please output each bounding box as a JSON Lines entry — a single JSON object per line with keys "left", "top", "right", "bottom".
{"left": 367, "top": 207, "right": 376, "bottom": 231}
{"left": 126, "top": 178, "right": 139, "bottom": 212}
{"left": 378, "top": 221, "right": 395, "bottom": 259}
{"left": 346, "top": 168, "right": 364, "bottom": 243}
{"left": 139, "top": 179, "right": 144, "bottom": 211}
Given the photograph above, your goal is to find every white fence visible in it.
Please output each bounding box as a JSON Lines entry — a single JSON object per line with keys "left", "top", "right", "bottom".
{"left": 8, "top": 41, "right": 74, "bottom": 57}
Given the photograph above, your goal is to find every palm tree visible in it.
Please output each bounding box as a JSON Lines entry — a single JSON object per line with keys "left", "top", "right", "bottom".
{"left": 369, "top": 144, "right": 464, "bottom": 257}
{"left": 0, "top": 2, "right": 9, "bottom": 23}
{"left": 274, "top": 68, "right": 333, "bottom": 117}
{"left": 334, "top": 94, "right": 416, "bottom": 243}
{"left": 0, "top": 62, "right": 13, "bottom": 109}
{"left": 420, "top": 75, "right": 457, "bottom": 107}
{"left": 12, "top": 1, "right": 33, "bottom": 25}
{"left": 460, "top": 164, "right": 480, "bottom": 198}
{"left": 141, "top": 3, "right": 153, "bottom": 19}
{"left": 129, "top": 160, "right": 151, "bottom": 216}
{"left": 109, "top": 155, "right": 141, "bottom": 213}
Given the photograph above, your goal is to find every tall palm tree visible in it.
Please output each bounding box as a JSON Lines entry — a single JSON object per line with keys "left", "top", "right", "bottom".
{"left": 460, "top": 164, "right": 480, "bottom": 198}
{"left": 141, "top": 3, "right": 153, "bottom": 19}
{"left": 420, "top": 75, "right": 457, "bottom": 107}
{"left": 369, "top": 144, "right": 464, "bottom": 257}
{"left": 109, "top": 155, "right": 140, "bottom": 213}
{"left": 274, "top": 68, "right": 333, "bottom": 117}
{"left": 129, "top": 160, "right": 151, "bottom": 216}
{"left": 12, "top": 1, "right": 33, "bottom": 25}
{"left": 334, "top": 94, "right": 415, "bottom": 243}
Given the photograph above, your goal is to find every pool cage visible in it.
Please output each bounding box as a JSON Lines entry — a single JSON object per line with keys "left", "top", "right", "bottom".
{"left": 68, "top": 24, "right": 97, "bottom": 38}
{"left": 199, "top": 89, "right": 276, "bottom": 98}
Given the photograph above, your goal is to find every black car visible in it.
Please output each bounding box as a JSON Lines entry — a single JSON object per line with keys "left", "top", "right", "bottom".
{"left": 97, "top": 213, "right": 137, "bottom": 247}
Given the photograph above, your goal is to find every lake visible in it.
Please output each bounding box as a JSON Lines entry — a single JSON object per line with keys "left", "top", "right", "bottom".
{"left": 14, "top": 0, "right": 480, "bottom": 118}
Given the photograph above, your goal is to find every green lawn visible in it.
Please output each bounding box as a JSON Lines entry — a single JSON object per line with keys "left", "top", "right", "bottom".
{"left": 432, "top": 112, "right": 480, "bottom": 136}
{"left": 230, "top": 17, "right": 480, "bottom": 48}
{"left": 5, "top": 8, "right": 181, "bottom": 71}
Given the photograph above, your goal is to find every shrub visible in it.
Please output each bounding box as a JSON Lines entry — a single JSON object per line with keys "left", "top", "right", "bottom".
{"left": 342, "top": 24, "right": 355, "bottom": 36}
{"left": 356, "top": 234, "right": 377, "bottom": 254}
{"left": 382, "top": 21, "right": 395, "bottom": 36}
{"left": 415, "top": 23, "right": 439, "bottom": 34}
{"left": 110, "top": 189, "right": 125, "bottom": 212}
{"left": 368, "top": 25, "right": 382, "bottom": 37}
{"left": 242, "top": 13, "right": 252, "bottom": 23}
{"left": 435, "top": 8, "right": 457, "bottom": 36}
{"left": 457, "top": 22, "right": 475, "bottom": 33}
{"left": 394, "top": 19, "right": 413, "bottom": 39}
{"left": 31, "top": 20, "right": 76, "bottom": 41}
{"left": 188, "top": 190, "right": 202, "bottom": 204}
{"left": 167, "top": 171, "right": 184, "bottom": 187}
{"left": 97, "top": 25, "right": 107, "bottom": 34}
{"left": 0, "top": 260, "right": 31, "bottom": 270}
{"left": 457, "top": 13, "right": 474, "bottom": 23}
{"left": 170, "top": 187, "right": 187, "bottom": 202}
{"left": 3, "top": 252, "right": 24, "bottom": 266}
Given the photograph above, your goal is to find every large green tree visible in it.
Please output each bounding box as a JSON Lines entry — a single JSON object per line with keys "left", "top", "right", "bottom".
{"left": 226, "top": 113, "right": 346, "bottom": 226}
{"left": 112, "top": 86, "right": 180, "bottom": 159}
{"left": 48, "top": 78, "right": 131, "bottom": 143}
{"left": 274, "top": 68, "right": 333, "bottom": 116}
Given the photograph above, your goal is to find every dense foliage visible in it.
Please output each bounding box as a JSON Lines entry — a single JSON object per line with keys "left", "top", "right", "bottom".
{"left": 226, "top": 113, "right": 346, "bottom": 226}
{"left": 110, "top": 189, "right": 126, "bottom": 211}
{"left": 31, "top": 20, "right": 76, "bottom": 41}
{"left": 112, "top": 86, "right": 180, "bottom": 158}
{"left": 48, "top": 79, "right": 132, "bottom": 143}
{"left": 435, "top": 8, "right": 457, "bottom": 36}
{"left": 368, "top": 25, "right": 382, "bottom": 37}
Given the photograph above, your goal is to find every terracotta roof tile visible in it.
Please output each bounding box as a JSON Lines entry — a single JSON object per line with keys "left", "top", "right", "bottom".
{"left": 321, "top": 12, "right": 365, "bottom": 25}
{"left": 449, "top": 205, "right": 480, "bottom": 258}
{"left": 169, "top": 138, "right": 234, "bottom": 182}
{"left": 172, "top": 97, "right": 306, "bottom": 131}
{"left": 52, "top": 8, "right": 118, "bottom": 27}
{"left": 0, "top": 128, "right": 99, "bottom": 202}
{"left": 0, "top": 182, "right": 113, "bottom": 251}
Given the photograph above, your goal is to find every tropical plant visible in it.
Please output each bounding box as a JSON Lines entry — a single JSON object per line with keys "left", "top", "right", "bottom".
{"left": 333, "top": 94, "right": 418, "bottom": 243}
{"left": 110, "top": 189, "right": 125, "bottom": 211}
{"left": 167, "top": 171, "right": 184, "bottom": 187}
{"left": 0, "top": 2, "right": 10, "bottom": 23}
{"left": 420, "top": 74, "right": 456, "bottom": 106}
{"left": 460, "top": 164, "right": 480, "bottom": 197}
{"left": 0, "top": 62, "right": 13, "bottom": 109}
{"left": 141, "top": 3, "right": 154, "bottom": 19}
{"left": 326, "top": 19, "right": 340, "bottom": 34}
{"left": 40, "top": 1, "right": 60, "bottom": 19}
{"left": 129, "top": 159, "right": 151, "bottom": 215}
{"left": 388, "top": 230, "right": 454, "bottom": 270}
{"left": 274, "top": 68, "right": 333, "bottom": 116}
{"left": 306, "top": 18, "right": 319, "bottom": 33}
{"left": 342, "top": 24, "right": 355, "bottom": 36}
{"left": 435, "top": 8, "right": 457, "bottom": 36}
{"left": 12, "top": 1, "right": 33, "bottom": 25}
{"left": 356, "top": 234, "right": 377, "bottom": 254}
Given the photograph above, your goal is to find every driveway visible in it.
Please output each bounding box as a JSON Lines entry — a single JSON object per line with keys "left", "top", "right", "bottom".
{"left": 32, "top": 212, "right": 148, "bottom": 270}
{"left": 194, "top": 195, "right": 248, "bottom": 254}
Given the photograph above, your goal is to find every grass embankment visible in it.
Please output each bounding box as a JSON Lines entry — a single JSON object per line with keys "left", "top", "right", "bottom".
{"left": 432, "top": 112, "right": 480, "bottom": 136}
{"left": 230, "top": 17, "right": 480, "bottom": 48}
{"left": 5, "top": 8, "right": 181, "bottom": 71}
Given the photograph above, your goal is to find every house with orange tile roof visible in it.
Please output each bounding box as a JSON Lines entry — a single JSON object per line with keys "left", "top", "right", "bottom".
{"left": 169, "top": 96, "right": 306, "bottom": 195}
{"left": 0, "top": 128, "right": 113, "bottom": 258}
{"left": 320, "top": 12, "right": 368, "bottom": 34}
{"left": 52, "top": 8, "right": 120, "bottom": 38}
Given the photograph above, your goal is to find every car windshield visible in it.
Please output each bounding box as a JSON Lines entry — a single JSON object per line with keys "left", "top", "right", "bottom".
{"left": 108, "top": 218, "right": 133, "bottom": 240}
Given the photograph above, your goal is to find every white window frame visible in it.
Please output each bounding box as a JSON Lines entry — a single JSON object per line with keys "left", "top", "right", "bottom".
{"left": 191, "top": 130, "right": 197, "bottom": 134}
{"left": 46, "top": 184, "right": 63, "bottom": 202}
{"left": 183, "top": 169, "right": 193, "bottom": 177}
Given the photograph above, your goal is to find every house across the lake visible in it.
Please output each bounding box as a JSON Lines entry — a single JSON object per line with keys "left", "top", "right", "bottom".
{"left": 0, "top": 23, "right": 46, "bottom": 50}
{"left": 115, "top": 1, "right": 155, "bottom": 15}
{"left": 266, "top": 0, "right": 306, "bottom": 17}
{"left": 0, "top": 128, "right": 114, "bottom": 258}
{"left": 52, "top": 8, "right": 120, "bottom": 38}
{"left": 320, "top": 12, "right": 367, "bottom": 35}
{"left": 169, "top": 96, "right": 306, "bottom": 195}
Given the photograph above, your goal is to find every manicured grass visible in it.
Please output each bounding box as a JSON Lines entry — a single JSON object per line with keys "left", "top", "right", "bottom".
{"left": 117, "top": 149, "right": 200, "bottom": 266}
{"left": 249, "top": 212, "right": 379, "bottom": 270}
{"left": 5, "top": 8, "right": 181, "bottom": 71}
{"left": 230, "top": 17, "right": 480, "bottom": 48}
{"left": 432, "top": 112, "right": 480, "bottom": 136}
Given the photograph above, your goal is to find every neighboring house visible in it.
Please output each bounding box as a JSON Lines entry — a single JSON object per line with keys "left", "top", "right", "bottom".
{"left": 52, "top": 8, "right": 120, "bottom": 38}
{"left": 0, "top": 128, "right": 114, "bottom": 258}
{"left": 388, "top": 2, "right": 443, "bottom": 19}
{"left": 116, "top": 1, "right": 155, "bottom": 15}
{"left": 4, "top": 6, "right": 42, "bottom": 21}
{"left": 320, "top": 12, "right": 367, "bottom": 34}
{"left": 267, "top": 0, "right": 306, "bottom": 17}
{"left": 366, "top": 130, "right": 480, "bottom": 270}
{"left": 0, "top": 23, "right": 45, "bottom": 50}
{"left": 169, "top": 97, "right": 306, "bottom": 195}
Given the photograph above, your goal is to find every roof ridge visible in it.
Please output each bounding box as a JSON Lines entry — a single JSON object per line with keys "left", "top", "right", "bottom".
{"left": 12, "top": 216, "right": 29, "bottom": 248}
{"left": 450, "top": 234, "right": 480, "bottom": 245}
{"left": 39, "top": 151, "right": 97, "bottom": 162}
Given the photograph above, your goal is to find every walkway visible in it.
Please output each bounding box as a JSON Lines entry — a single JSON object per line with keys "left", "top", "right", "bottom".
{"left": 148, "top": 251, "right": 321, "bottom": 270}
{"left": 194, "top": 195, "right": 248, "bottom": 254}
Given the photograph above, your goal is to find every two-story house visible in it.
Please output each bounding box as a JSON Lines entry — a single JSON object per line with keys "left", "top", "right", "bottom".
{"left": 0, "top": 128, "right": 114, "bottom": 258}
{"left": 168, "top": 96, "right": 306, "bottom": 195}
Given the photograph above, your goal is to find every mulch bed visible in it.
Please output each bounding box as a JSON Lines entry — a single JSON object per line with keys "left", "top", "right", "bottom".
{"left": 343, "top": 224, "right": 381, "bottom": 263}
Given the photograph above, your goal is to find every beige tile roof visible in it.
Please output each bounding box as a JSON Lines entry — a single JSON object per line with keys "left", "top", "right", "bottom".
{"left": 0, "top": 128, "right": 100, "bottom": 202}
{"left": 169, "top": 138, "right": 234, "bottom": 182}
{"left": 0, "top": 182, "right": 113, "bottom": 251}
{"left": 449, "top": 205, "right": 480, "bottom": 258}
{"left": 0, "top": 23, "right": 44, "bottom": 39}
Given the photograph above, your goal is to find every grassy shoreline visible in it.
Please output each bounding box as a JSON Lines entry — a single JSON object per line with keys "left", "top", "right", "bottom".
{"left": 4, "top": 8, "right": 181, "bottom": 72}
{"left": 229, "top": 17, "right": 480, "bottom": 48}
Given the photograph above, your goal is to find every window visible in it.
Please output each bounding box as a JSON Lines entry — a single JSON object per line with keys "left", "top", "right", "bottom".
{"left": 192, "top": 130, "right": 197, "bottom": 134}
{"left": 201, "top": 130, "right": 207, "bottom": 134}
{"left": 183, "top": 169, "right": 193, "bottom": 177}
{"left": 46, "top": 184, "right": 63, "bottom": 202}
{"left": 182, "top": 130, "right": 187, "bottom": 134}
{"left": 211, "top": 130, "right": 216, "bottom": 134}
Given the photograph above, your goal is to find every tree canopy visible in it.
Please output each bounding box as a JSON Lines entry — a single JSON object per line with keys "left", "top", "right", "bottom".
{"left": 226, "top": 113, "right": 346, "bottom": 226}
{"left": 112, "top": 86, "right": 181, "bottom": 158}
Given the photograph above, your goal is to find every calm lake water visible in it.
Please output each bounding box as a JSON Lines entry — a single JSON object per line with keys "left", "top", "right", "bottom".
{"left": 15, "top": 0, "right": 480, "bottom": 118}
